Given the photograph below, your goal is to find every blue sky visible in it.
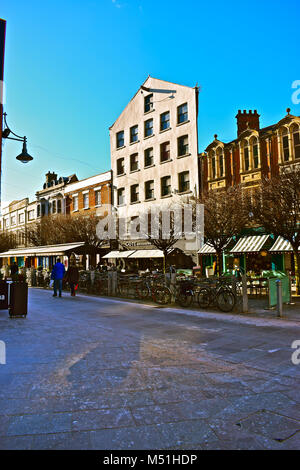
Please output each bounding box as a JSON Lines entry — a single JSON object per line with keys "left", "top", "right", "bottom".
{"left": 1, "top": 0, "right": 299, "bottom": 204}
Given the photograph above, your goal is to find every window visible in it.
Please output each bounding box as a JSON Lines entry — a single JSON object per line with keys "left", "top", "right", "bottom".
{"left": 52, "top": 200, "right": 56, "bottom": 214}
{"left": 178, "top": 135, "right": 189, "bottom": 157}
{"left": 160, "top": 111, "right": 170, "bottom": 131}
{"left": 253, "top": 142, "right": 259, "bottom": 169}
{"left": 161, "top": 176, "right": 171, "bottom": 197}
{"left": 57, "top": 200, "right": 62, "bottom": 213}
{"left": 117, "top": 188, "right": 125, "bottom": 206}
{"left": 211, "top": 154, "right": 216, "bottom": 179}
{"left": 144, "top": 94, "right": 153, "bottom": 113}
{"left": 130, "top": 153, "right": 139, "bottom": 172}
{"left": 28, "top": 210, "right": 35, "bottom": 221}
{"left": 177, "top": 103, "right": 188, "bottom": 124}
{"left": 219, "top": 151, "right": 224, "bottom": 177}
{"left": 292, "top": 125, "right": 300, "bottom": 159}
{"left": 178, "top": 171, "right": 190, "bottom": 193}
{"left": 4, "top": 218, "right": 9, "bottom": 228}
{"left": 116, "top": 130, "right": 124, "bottom": 148}
{"left": 145, "top": 180, "right": 154, "bottom": 200}
{"left": 95, "top": 190, "right": 101, "bottom": 206}
{"left": 19, "top": 213, "right": 25, "bottom": 224}
{"left": 160, "top": 141, "right": 170, "bottom": 163}
{"left": 130, "top": 184, "right": 139, "bottom": 203}
{"left": 282, "top": 128, "right": 289, "bottom": 161}
{"left": 144, "top": 147, "right": 154, "bottom": 167}
{"left": 37, "top": 205, "right": 41, "bottom": 217}
{"left": 11, "top": 215, "right": 16, "bottom": 226}
{"left": 117, "top": 157, "right": 125, "bottom": 175}
{"left": 73, "top": 195, "right": 78, "bottom": 211}
{"left": 83, "top": 193, "right": 89, "bottom": 209}
{"left": 244, "top": 145, "right": 250, "bottom": 171}
{"left": 144, "top": 119, "right": 153, "bottom": 138}
{"left": 130, "top": 125, "right": 138, "bottom": 143}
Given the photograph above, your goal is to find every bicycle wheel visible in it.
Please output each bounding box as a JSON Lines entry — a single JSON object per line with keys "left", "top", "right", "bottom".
{"left": 216, "top": 289, "right": 235, "bottom": 312}
{"left": 136, "top": 282, "right": 150, "bottom": 300}
{"left": 154, "top": 286, "right": 171, "bottom": 305}
{"left": 178, "top": 290, "right": 194, "bottom": 307}
{"left": 197, "top": 288, "right": 211, "bottom": 308}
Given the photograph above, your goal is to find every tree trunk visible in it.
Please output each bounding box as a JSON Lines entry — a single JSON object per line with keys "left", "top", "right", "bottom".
{"left": 293, "top": 249, "right": 300, "bottom": 295}
{"left": 216, "top": 250, "right": 223, "bottom": 277}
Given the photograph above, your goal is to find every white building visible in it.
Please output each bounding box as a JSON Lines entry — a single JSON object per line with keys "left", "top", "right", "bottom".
{"left": 109, "top": 76, "right": 200, "bottom": 260}
{"left": 1, "top": 198, "right": 38, "bottom": 247}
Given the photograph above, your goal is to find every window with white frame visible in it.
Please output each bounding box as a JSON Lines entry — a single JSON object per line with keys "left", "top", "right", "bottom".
{"left": 177, "top": 103, "right": 188, "bottom": 124}
{"left": 144, "top": 94, "right": 153, "bottom": 113}
{"left": 116, "top": 130, "right": 124, "bottom": 148}
{"left": 73, "top": 195, "right": 78, "bottom": 211}
{"left": 28, "top": 210, "right": 35, "bottom": 221}
{"left": 19, "top": 213, "right": 25, "bottom": 224}
{"left": 217, "top": 148, "right": 224, "bottom": 177}
{"left": 251, "top": 137, "right": 259, "bottom": 169}
{"left": 11, "top": 215, "right": 16, "bottom": 226}
{"left": 57, "top": 199, "right": 62, "bottom": 213}
{"left": 178, "top": 135, "right": 189, "bottom": 157}
{"left": 160, "top": 111, "right": 170, "bottom": 131}
{"left": 144, "top": 119, "right": 153, "bottom": 138}
{"left": 95, "top": 189, "right": 101, "bottom": 206}
{"left": 243, "top": 141, "right": 250, "bottom": 171}
{"left": 178, "top": 171, "right": 190, "bottom": 193}
{"left": 83, "top": 192, "right": 89, "bottom": 209}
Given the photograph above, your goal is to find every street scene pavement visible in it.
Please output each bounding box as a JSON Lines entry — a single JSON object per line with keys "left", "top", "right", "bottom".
{"left": 0, "top": 288, "right": 300, "bottom": 450}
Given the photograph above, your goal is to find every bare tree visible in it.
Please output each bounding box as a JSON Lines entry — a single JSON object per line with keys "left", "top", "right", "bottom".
{"left": 0, "top": 231, "right": 17, "bottom": 253}
{"left": 252, "top": 167, "right": 300, "bottom": 293}
{"left": 197, "top": 186, "right": 250, "bottom": 276}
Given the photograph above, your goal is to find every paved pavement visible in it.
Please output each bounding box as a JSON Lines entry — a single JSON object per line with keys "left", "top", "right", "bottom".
{"left": 0, "top": 288, "right": 300, "bottom": 450}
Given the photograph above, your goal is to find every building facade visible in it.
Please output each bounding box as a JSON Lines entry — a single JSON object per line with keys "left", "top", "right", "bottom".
{"left": 0, "top": 198, "right": 37, "bottom": 247}
{"left": 109, "top": 76, "right": 200, "bottom": 261}
{"left": 36, "top": 171, "right": 78, "bottom": 218}
{"left": 200, "top": 108, "right": 300, "bottom": 193}
{"left": 65, "top": 171, "right": 112, "bottom": 215}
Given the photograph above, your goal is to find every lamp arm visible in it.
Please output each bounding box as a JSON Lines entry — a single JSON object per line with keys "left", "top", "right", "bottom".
{"left": 3, "top": 112, "right": 26, "bottom": 141}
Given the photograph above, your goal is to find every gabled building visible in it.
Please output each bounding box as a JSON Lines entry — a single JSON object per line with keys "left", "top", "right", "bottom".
{"left": 200, "top": 108, "right": 300, "bottom": 193}
{"left": 36, "top": 171, "right": 78, "bottom": 217}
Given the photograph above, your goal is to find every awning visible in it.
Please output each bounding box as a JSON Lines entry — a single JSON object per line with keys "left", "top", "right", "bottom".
{"left": 269, "top": 237, "right": 295, "bottom": 253}
{"left": 0, "top": 242, "right": 85, "bottom": 258}
{"left": 128, "top": 249, "right": 164, "bottom": 258}
{"left": 198, "top": 243, "right": 216, "bottom": 255}
{"left": 230, "top": 235, "right": 269, "bottom": 254}
{"left": 102, "top": 250, "right": 136, "bottom": 259}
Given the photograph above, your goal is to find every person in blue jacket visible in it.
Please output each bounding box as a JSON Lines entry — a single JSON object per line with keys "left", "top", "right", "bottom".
{"left": 51, "top": 258, "right": 65, "bottom": 297}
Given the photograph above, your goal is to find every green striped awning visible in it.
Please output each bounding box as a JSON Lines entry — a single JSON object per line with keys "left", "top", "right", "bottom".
{"left": 230, "top": 235, "right": 269, "bottom": 254}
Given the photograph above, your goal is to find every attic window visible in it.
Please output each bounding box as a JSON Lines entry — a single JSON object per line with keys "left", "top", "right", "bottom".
{"left": 144, "top": 94, "right": 153, "bottom": 113}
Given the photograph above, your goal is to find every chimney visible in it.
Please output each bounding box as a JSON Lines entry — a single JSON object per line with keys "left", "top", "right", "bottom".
{"left": 236, "top": 110, "right": 260, "bottom": 137}
{"left": 45, "top": 171, "right": 57, "bottom": 184}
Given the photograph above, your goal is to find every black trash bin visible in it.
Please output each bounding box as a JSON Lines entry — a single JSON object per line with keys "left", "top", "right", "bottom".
{"left": 9, "top": 282, "right": 28, "bottom": 318}
{"left": 0, "top": 280, "right": 9, "bottom": 310}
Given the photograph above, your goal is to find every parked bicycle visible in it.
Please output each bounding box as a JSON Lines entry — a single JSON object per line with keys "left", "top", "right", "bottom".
{"left": 197, "top": 278, "right": 236, "bottom": 312}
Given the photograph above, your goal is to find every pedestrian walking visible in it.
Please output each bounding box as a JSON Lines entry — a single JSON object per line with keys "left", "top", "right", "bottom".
{"left": 51, "top": 258, "right": 65, "bottom": 298}
{"left": 65, "top": 255, "right": 79, "bottom": 297}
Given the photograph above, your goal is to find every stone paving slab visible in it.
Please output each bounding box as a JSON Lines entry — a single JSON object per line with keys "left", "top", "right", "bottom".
{"left": 0, "top": 288, "right": 300, "bottom": 450}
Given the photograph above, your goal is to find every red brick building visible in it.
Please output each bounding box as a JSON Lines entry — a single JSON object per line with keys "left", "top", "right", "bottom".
{"left": 65, "top": 171, "right": 112, "bottom": 214}
{"left": 199, "top": 108, "right": 300, "bottom": 193}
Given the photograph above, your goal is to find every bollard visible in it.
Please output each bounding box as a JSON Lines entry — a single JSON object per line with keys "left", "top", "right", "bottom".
{"left": 276, "top": 279, "right": 283, "bottom": 317}
{"left": 112, "top": 271, "right": 117, "bottom": 297}
{"left": 242, "top": 274, "right": 248, "bottom": 313}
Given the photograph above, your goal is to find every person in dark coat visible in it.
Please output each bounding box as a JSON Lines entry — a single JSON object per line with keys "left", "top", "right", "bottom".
{"left": 65, "top": 256, "right": 79, "bottom": 297}
{"left": 51, "top": 258, "right": 65, "bottom": 297}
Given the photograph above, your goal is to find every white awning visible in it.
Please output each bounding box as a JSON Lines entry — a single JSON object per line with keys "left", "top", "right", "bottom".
{"left": 269, "top": 237, "right": 295, "bottom": 252}
{"left": 102, "top": 250, "right": 136, "bottom": 259}
{"left": 0, "top": 242, "right": 85, "bottom": 258}
{"left": 230, "top": 235, "right": 269, "bottom": 254}
{"left": 128, "top": 249, "right": 164, "bottom": 258}
{"left": 198, "top": 243, "right": 216, "bottom": 254}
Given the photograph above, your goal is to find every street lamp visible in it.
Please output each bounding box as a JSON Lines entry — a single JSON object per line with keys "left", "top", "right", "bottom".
{"left": 2, "top": 112, "right": 33, "bottom": 163}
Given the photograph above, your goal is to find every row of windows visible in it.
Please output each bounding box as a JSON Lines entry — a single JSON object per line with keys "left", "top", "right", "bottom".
{"left": 116, "top": 103, "right": 189, "bottom": 149}
{"left": 72, "top": 189, "right": 101, "bottom": 211}
{"left": 116, "top": 136, "right": 189, "bottom": 175}
{"left": 3, "top": 210, "right": 35, "bottom": 228}
{"left": 117, "top": 171, "right": 190, "bottom": 205}
{"left": 208, "top": 126, "right": 300, "bottom": 181}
